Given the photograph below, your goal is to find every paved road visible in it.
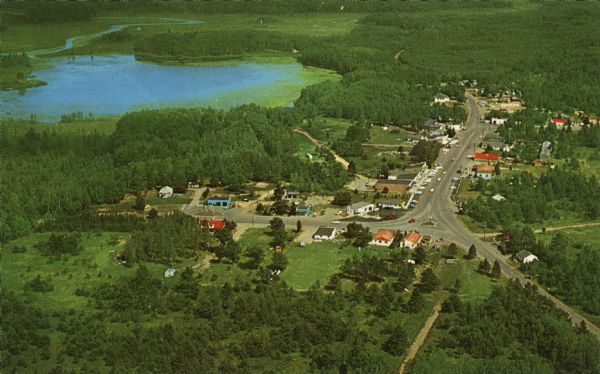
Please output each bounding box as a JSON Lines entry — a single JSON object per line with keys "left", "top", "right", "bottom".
{"left": 216, "top": 94, "right": 600, "bottom": 339}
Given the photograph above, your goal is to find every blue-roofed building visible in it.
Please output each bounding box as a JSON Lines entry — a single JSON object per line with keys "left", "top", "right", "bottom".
{"left": 207, "top": 197, "right": 232, "bottom": 208}
{"left": 295, "top": 206, "right": 312, "bottom": 216}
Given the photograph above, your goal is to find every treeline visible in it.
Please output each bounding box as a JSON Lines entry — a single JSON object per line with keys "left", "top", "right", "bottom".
{"left": 1, "top": 105, "right": 348, "bottom": 242}
{"left": 500, "top": 228, "right": 600, "bottom": 317}
{"left": 409, "top": 280, "right": 600, "bottom": 374}
{"left": 0, "top": 53, "right": 30, "bottom": 68}
{"left": 462, "top": 166, "right": 600, "bottom": 228}
{"left": 134, "top": 30, "right": 313, "bottom": 61}
{"left": 5, "top": 2, "right": 96, "bottom": 24}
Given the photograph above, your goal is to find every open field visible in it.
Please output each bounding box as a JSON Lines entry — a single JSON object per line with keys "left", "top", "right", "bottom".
{"left": 2, "top": 13, "right": 361, "bottom": 55}
{"left": 0, "top": 232, "right": 204, "bottom": 312}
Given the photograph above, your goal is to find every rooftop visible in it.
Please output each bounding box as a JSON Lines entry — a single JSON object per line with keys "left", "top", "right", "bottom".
{"left": 404, "top": 230, "right": 421, "bottom": 244}
{"left": 314, "top": 227, "right": 336, "bottom": 237}
{"left": 373, "top": 229, "right": 396, "bottom": 242}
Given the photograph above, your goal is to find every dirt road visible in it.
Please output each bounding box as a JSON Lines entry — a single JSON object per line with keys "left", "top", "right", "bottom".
{"left": 399, "top": 301, "right": 442, "bottom": 374}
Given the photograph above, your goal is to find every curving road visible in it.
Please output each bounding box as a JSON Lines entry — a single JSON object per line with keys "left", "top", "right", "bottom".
{"left": 208, "top": 94, "right": 600, "bottom": 338}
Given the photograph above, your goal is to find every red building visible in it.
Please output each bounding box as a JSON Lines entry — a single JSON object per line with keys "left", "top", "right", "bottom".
{"left": 474, "top": 153, "right": 500, "bottom": 161}
{"left": 199, "top": 217, "right": 225, "bottom": 230}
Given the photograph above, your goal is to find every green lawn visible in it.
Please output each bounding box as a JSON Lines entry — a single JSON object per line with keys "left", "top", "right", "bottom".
{"left": 368, "top": 126, "right": 413, "bottom": 145}
{"left": 282, "top": 241, "right": 352, "bottom": 290}
{"left": 305, "top": 117, "right": 353, "bottom": 144}
{"left": 0, "top": 232, "right": 204, "bottom": 312}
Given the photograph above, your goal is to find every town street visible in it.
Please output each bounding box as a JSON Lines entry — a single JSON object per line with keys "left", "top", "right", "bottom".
{"left": 192, "top": 94, "right": 600, "bottom": 339}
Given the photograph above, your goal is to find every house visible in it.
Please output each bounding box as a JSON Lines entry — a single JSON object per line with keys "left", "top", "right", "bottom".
{"left": 492, "top": 194, "right": 506, "bottom": 202}
{"left": 207, "top": 197, "right": 232, "bottom": 208}
{"left": 295, "top": 206, "right": 312, "bottom": 216}
{"left": 284, "top": 190, "right": 300, "bottom": 199}
{"left": 164, "top": 268, "right": 176, "bottom": 278}
{"left": 313, "top": 227, "right": 337, "bottom": 241}
{"left": 199, "top": 217, "right": 226, "bottom": 230}
{"left": 474, "top": 164, "right": 495, "bottom": 180}
{"left": 515, "top": 250, "right": 539, "bottom": 264}
{"left": 550, "top": 117, "right": 567, "bottom": 129}
{"left": 491, "top": 117, "right": 508, "bottom": 125}
{"left": 377, "top": 198, "right": 403, "bottom": 209}
{"left": 374, "top": 180, "right": 411, "bottom": 195}
{"left": 402, "top": 231, "right": 422, "bottom": 249}
{"left": 370, "top": 229, "right": 396, "bottom": 247}
{"left": 446, "top": 123, "right": 462, "bottom": 132}
{"left": 346, "top": 202, "right": 377, "bottom": 215}
{"left": 434, "top": 93, "right": 450, "bottom": 104}
{"left": 158, "top": 186, "right": 174, "bottom": 199}
{"left": 482, "top": 133, "right": 508, "bottom": 152}
{"left": 474, "top": 153, "right": 500, "bottom": 162}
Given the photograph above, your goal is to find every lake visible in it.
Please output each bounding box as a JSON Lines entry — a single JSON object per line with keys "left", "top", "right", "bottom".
{"left": 0, "top": 54, "right": 335, "bottom": 121}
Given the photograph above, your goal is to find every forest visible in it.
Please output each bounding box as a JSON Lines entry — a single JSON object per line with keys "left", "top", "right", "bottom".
{"left": 0, "top": 105, "right": 349, "bottom": 242}
{"left": 498, "top": 227, "right": 600, "bottom": 318}
{"left": 461, "top": 166, "right": 600, "bottom": 229}
{"left": 408, "top": 280, "right": 600, "bottom": 374}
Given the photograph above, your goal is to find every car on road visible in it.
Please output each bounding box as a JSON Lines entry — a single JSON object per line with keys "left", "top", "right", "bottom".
{"left": 430, "top": 188, "right": 435, "bottom": 192}
{"left": 331, "top": 220, "right": 341, "bottom": 224}
{"left": 437, "top": 177, "right": 442, "bottom": 181}
{"left": 408, "top": 218, "right": 416, "bottom": 223}
{"left": 385, "top": 213, "right": 397, "bottom": 220}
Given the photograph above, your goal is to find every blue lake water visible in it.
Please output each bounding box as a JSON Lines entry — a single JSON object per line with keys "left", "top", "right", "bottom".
{"left": 0, "top": 54, "right": 303, "bottom": 121}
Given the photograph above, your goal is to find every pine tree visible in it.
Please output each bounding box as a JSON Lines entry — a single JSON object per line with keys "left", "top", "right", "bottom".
{"left": 492, "top": 260, "right": 502, "bottom": 278}
{"left": 467, "top": 244, "right": 477, "bottom": 259}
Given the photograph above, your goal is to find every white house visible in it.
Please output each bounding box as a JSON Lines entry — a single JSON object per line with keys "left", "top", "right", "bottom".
{"left": 491, "top": 117, "right": 508, "bottom": 125}
{"left": 346, "top": 202, "right": 377, "bottom": 215}
{"left": 515, "top": 250, "right": 539, "bottom": 264}
{"left": 164, "top": 268, "right": 176, "bottom": 277}
{"left": 474, "top": 164, "right": 494, "bottom": 180}
{"left": 377, "top": 198, "right": 403, "bottom": 209}
{"left": 159, "top": 186, "right": 174, "bottom": 199}
{"left": 402, "top": 231, "right": 422, "bottom": 249}
{"left": 370, "top": 229, "right": 396, "bottom": 247}
{"left": 313, "top": 227, "right": 337, "bottom": 241}
{"left": 434, "top": 93, "right": 450, "bottom": 104}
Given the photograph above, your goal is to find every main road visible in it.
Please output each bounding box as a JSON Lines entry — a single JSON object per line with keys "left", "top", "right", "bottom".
{"left": 214, "top": 94, "right": 600, "bottom": 339}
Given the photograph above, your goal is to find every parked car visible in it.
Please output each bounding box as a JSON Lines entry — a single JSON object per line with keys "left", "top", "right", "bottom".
{"left": 408, "top": 218, "right": 416, "bottom": 223}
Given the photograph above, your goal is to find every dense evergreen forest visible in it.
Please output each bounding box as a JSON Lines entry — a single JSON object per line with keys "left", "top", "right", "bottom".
{"left": 408, "top": 280, "right": 600, "bottom": 374}
{"left": 0, "top": 105, "right": 348, "bottom": 242}
{"left": 498, "top": 228, "right": 600, "bottom": 317}
{"left": 462, "top": 166, "right": 600, "bottom": 228}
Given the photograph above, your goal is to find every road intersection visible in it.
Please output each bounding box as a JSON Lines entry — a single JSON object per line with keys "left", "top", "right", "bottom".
{"left": 191, "top": 94, "right": 599, "bottom": 338}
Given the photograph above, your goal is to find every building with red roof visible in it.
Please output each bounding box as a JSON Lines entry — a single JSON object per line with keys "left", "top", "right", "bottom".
{"left": 402, "top": 231, "right": 422, "bottom": 249}
{"left": 199, "top": 217, "right": 226, "bottom": 231}
{"left": 474, "top": 153, "right": 500, "bottom": 161}
{"left": 370, "top": 229, "right": 396, "bottom": 247}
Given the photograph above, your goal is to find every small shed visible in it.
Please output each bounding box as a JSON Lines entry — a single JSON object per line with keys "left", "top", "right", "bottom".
{"left": 164, "top": 268, "right": 176, "bottom": 277}
{"left": 159, "top": 186, "right": 174, "bottom": 199}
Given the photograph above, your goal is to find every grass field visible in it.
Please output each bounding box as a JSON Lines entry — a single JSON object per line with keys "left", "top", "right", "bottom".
{"left": 3, "top": 13, "right": 361, "bottom": 55}
{"left": 0, "top": 232, "right": 205, "bottom": 312}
